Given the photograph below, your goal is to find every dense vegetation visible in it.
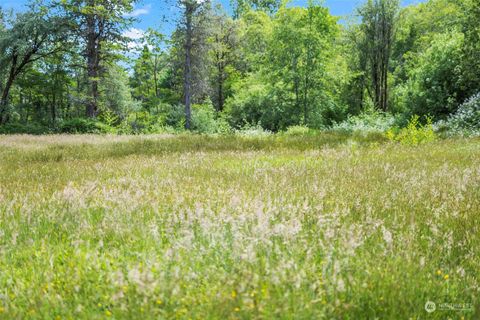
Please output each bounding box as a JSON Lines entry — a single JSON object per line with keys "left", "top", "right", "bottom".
{"left": 0, "top": 0, "right": 479, "bottom": 136}
{"left": 1, "top": 0, "right": 479, "bottom": 318}
{"left": 0, "top": 134, "right": 479, "bottom": 319}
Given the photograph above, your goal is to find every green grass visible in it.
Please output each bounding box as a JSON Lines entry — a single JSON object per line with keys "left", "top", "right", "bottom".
{"left": 0, "top": 133, "right": 479, "bottom": 319}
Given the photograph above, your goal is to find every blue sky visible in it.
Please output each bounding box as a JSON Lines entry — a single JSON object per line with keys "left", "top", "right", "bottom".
{"left": 1, "top": 0, "right": 424, "bottom": 43}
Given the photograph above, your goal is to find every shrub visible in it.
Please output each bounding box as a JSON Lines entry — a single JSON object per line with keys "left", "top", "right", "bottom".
{"left": 386, "top": 115, "right": 436, "bottom": 145}
{"left": 331, "top": 111, "right": 396, "bottom": 133}
{"left": 118, "top": 111, "right": 167, "bottom": 134}
{"left": 436, "top": 92, "right": 480, "bottom": 137}
{"left": 190, "top": 101, "right": 231, "bottom": 134}
{"left": 0, "top": 122, "right": 50, "bottom": 135}
{"left": 59, "top": 118, "right": 115, "bottom": 134}
{"left": 283, "top": 125, "right": 314, "bottom": 136}
{"left": 164, "top": 104, "right": 185, "bottom": 129}
{"left": 191, "top": 102, "right": 218, "bottom": 134}
{"left": 224, "top": 77, "right": 298, "bottom": 132}
{"left": 234, "top": 123, "right": 272, "bottom": 137}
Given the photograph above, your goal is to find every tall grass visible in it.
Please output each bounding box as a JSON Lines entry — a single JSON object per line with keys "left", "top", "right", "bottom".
{"left": 0, "top": 134, "right": 479, "bottom": 319}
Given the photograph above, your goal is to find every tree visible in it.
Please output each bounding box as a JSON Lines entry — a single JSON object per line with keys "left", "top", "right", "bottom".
{"left": 130, "top": 29, "right": 167, "bottom": 107}
{"left": 0, "top": 5, "right": 68, "bottom": 124}
{"left": 225, "top": 4, "right": 341, "bottom": 130}
{"left": 176, "top": 0, "right": 210, "bottom": 129}
{"left": 388, "top": 0, "right": 466, "bottom": 118}
{"left": 231, "top": 0, "right": 282, "bottom": 18}
{"left": 357, "top": 0, "right": 399, "bottom": 112}
{"left": 60, "top": 0, "right": 135, "bottom": 118}
{"left": 99, "top": 63, "right": 138, "bottom": 118}
{"left": 269, "top": 4, "right": 337, "bottom": 124}
{"left": 208, "top": 10, "right": 240, "bottom": 111}
{"left": 460, "top": 0, "right": 480, "bottom": 99}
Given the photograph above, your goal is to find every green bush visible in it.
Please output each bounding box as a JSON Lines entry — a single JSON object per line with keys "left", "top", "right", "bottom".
{"left": 386, "top": 115, "right": 436, "bottom": 145}
{"left": 0, "top": 122, "right": 51, "bottom": 135}
{"left": 224, "top": 77, "right": 299, "bottom": 132}
{"left": 59, "top": 118, "right": 115, "bottom": 134}
{"left": 191, "top": 101, "right": 231, "bottom": 134}
{"left": 163, "top": 104, "right": 185, "bottom": 129}
{"left": 436, "top": 92, "right": 480, "bottom": 137}
{"left": 331, "top": 111, "right": 396, "bottom": 133}
{"left": 119, "top": 111, "right": 178, "bottom": 134}
{"left": 234, "top": 123, "right": 272, "bottom": 137}
{"left": 283, "top": 125, "right": 314, "bottom": 136}
{"left": 397, "top": 32, "right": 465, "bottom": 119}
{"left": 120, "top": 112, "right": 158, "bottom": 134}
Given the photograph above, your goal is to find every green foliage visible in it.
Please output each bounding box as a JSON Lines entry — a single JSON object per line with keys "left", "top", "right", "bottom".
{"left": 459, "top": 0, "right": 480, "bottom": 99}
{"left": 99, "top": 109, "right": 119, "bottom": 127}
{"left": 397, "top": 32, "right": 465, "bottom": 119}
{"left": 386, "top": 115, "right": 436, "bottom": 145}
{"left": 356, "top": 0, "right": 399, "bottom": 112}
{"left": 283, "top": 125, "right": 314, "bottom": 136}
{"left": 191, "top": 101, "right": 217, "bottom": 134}
{"left": 191, "top": 101, "right": 231, "bottom": 134}
{"left": 332, "top": 111, "right": 396, "bottom": 133}
{"left": 234, "top": 123, "right": 272, "bottom": 137}
{"left": 4, "top": 0, "right": 477, "bottom": 135}
{"left": 437, "top": 92, "right": 480, "bottom": 137}
{"left": 119, "top": 111, "right": 165, "bottom": 134}
{"left": 117, "top": 104, "right": 187, "bottom": 134}
{"left": 0, "top": 122, "right": 51, "bottom": 135}
{"left": 99, "top": 64, "right": 140, "bottom": 117}
{"left": 59, "top": 118, "right": 115, "bottom": 134}
{"left": 224, "top": 76, "right": 287, "bottom": 131}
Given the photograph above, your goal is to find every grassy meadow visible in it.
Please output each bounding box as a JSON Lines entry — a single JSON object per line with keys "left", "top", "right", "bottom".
{"left": 0, "top": 133, "right": 479, "bottom": 319}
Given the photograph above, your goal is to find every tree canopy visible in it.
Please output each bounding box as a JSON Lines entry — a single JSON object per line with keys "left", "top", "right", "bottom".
{"left": 0, "top": 0, "right": 478, "bottom": 134}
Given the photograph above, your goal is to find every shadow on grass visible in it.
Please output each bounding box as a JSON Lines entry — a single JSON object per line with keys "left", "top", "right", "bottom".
{"left": 0, "top": 131, "right": 388, "bottom": 163}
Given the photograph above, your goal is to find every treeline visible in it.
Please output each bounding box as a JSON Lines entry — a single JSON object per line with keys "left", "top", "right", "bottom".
{"left": 0, "top": 0, "right": 479, "bottom": 134}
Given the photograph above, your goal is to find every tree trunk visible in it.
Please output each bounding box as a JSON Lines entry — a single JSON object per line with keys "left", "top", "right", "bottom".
{"left": 52, "top": 92, "right": 56, "bottom": 123}
{"left": 218, "top": 66, "right": 224, "bottom": 112}
{"left": 86, "top": 14, "right": 99, "bottom": 118}
{"left": 184, "top": 5, "right": 193, "bottom": 130}
{"left": 0, "top": 67, "right": 16, "bottom": 124}
{"left": 153, "top": 55, "right": 159, "bottom": 98}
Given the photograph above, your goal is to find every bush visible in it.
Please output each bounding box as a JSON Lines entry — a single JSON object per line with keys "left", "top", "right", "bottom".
{"left": 283, "top": 125, "right": 314, "bottom": 136}
{"left": 234, "top": 123, "right": 272, "bottom": 137}
{"left": 164, "top": 104, "right": 185, "bottom": 129}
{"left": 192, "top": 102, "right": 217, "bottom": 134}
{"left": 118, "top": 110, "right": 179, "bottom": 134}
{"left": 386, "top": 115, "right": 436, "bottom": 145}
{"left": 59, "top": 118, "right": 115, "bottom": 134}
{"left": 120, "top": 112, "right": 159, "bottom": 134}
{"left": 224, "top": 76, "right": 299, "bottom": 132}
{"left": 331, "top": 111, "right": 396, "bottom": 133}
{"left": 436, "top": 93, "right": 480, "bottom": 137}
{"left": 0, "top": 122, "right": 51, "bottom": 135}
{"left": 396, "top": 31, "right": 465, "bottom": 119}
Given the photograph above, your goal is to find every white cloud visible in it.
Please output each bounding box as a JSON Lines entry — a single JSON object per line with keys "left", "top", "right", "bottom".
{"left": 123, "top": 28, "right": 146, "bottom": 50}
{"left": 124, "top": 28, "right": 145, "bottom": 40}
{"left": 125, "top": 4, "right": 152, "bottom": 17}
